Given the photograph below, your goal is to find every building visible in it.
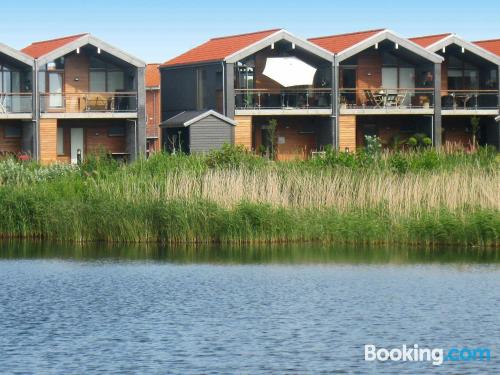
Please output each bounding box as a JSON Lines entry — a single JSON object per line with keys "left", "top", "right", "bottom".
{"left": 17, "top": 33, "right": 146, "bottom": 164}
{"left": 146, "top": 63, "right": 161, "bottom": 155}
{"left": 410, "top": 33, "right": 500, "bottom": 148}
{"left": 160, "top": 29, "right": 336, "bottom": 160}
{"left": 160, "top": 29, "right": 500, "bottom": 157}
{"left": 0, "top": 43, "right": 35, "bottom": 156}
{"left": 310, "top": 29, "right": 443, "bottom": 151}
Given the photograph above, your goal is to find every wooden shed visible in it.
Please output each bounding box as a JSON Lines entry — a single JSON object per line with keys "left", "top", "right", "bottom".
{"left": 161, "top": 110, "right": 236, "bottom": 153}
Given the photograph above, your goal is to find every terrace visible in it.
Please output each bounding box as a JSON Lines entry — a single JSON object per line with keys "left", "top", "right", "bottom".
{"left": 233, "top": 40, "right": 333, "bottom": 115}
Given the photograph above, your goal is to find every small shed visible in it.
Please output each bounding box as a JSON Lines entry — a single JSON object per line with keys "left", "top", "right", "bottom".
{"left": 161, "top": 110, "right": 236, "bottom": 153}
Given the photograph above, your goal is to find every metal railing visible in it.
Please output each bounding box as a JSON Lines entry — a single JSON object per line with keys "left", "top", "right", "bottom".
{"left": 339, "top": 88, "right": 435, "bottom": 109}
{"left": 441, "top": 90, "right": 499, "bottom": 110}
{"left": 0, "top": 93, "right": 33, "bottom": 114}
{"left": 40, "top": 92, "right": 138, "bottom": 113}
{"left": 235, "top": 89, "right": 332, "bottom": 110}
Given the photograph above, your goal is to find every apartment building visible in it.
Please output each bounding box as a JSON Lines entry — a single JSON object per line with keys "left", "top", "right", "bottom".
{"left": 160, "top": 28, "right": 500, "bottom": 157}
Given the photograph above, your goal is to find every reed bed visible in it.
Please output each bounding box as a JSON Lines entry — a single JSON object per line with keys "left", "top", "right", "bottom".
{"left": 0, "top": 147, "right": 497, "bottom": 246}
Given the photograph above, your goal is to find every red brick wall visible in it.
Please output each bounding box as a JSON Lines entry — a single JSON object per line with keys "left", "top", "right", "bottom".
{"left": 146, "top": 88, "right": 161, "bottom": 151}
{"left": 0, "top": 121, "right": 23, "bottom": 154}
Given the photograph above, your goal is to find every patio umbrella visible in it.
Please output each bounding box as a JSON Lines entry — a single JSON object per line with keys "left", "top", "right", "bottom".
{"left": 262, "top": 57, "right": 317, "bottom": 87}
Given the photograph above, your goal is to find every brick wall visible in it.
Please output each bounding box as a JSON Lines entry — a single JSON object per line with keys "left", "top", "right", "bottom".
{"left": 0, "top": 121, "right": 23, "bottom": 154}
{"left": 64, "top": 53, "right": 90, "bottom": 112}
{"left": 356, "top": 50, "right": 382, "bottom": 105}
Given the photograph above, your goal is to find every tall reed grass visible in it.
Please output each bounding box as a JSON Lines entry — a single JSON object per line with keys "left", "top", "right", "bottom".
{"left": 0, "top": 147, "right": 497, "bottom": 246}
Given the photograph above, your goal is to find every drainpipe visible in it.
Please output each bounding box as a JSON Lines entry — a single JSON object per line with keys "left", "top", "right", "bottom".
{"left": 222, "top": 62, "right": 226, "bottom": 115}
{"left": 33, "top": 59, "right": 40, "bottom": 161}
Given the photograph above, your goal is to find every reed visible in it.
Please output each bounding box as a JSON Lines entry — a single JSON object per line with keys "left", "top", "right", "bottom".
{"left": 0, "top": 147, "right": 497, "bottom": 246}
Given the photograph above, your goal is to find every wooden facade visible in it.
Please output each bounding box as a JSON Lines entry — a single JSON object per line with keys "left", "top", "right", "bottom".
{"left": 339, "top": 115, "right": 357, "bottom": 151}
{"left": 234, "top": 115, "right": 253, "bottom": 149}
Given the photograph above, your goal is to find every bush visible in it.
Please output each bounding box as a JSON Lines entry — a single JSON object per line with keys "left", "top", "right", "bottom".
{"left": 205, "top": 144, "right": 265, "bottom": 169}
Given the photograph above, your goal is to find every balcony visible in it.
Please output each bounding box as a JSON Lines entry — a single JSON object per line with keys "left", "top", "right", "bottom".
{"left": 441, "top": 90, "right": 499, "bottom": 114}
{"left": 40, "top": 92, "right": 138, "bottom": 119}
{"left": 339, "top": 88, "right": 435, "bottom": 114}
{"left": 235, "top": 89, "right": 332, "bottom": 115}
{"left": 0, "top": 93, "right": 33, "bottom": 117}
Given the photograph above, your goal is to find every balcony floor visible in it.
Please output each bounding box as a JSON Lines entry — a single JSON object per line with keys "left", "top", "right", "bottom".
{"left": 235, "top": 108, "right": 332, "bottom": 116}
{"left": 340, "top": 108, "right": 434, "bottom": 115}
{"left": 41, "top": 112, "right": 138, "bottom": 120}
{"left": 0, "top": 113, "right": 32, "bottom": 120}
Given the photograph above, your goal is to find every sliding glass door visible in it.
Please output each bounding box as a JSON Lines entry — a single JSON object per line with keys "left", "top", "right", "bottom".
{"left": 48, "top": 72, "right": 63, "bottom": 108}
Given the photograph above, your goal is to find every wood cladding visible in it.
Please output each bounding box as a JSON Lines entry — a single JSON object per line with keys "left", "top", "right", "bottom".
{"left": 64, "top": 53, "right": 90, "bottom": 112}
{"left": 339, "top": 115, "right": 356, "bottom": 152}
{"left": 40, "top": 119, "right": 58, "bottom": 164}
{"left": 356, "top": 51, "right": 382, "bottom": 104}
{"left": 234, "top": 115, "right": 252, "bottom": 150}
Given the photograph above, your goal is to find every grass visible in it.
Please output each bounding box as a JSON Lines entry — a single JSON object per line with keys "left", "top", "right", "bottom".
{"left": 0, "top": 145, "right": 498, "bottom": 246}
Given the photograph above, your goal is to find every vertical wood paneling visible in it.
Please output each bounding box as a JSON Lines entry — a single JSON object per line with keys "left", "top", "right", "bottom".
{"left": 234, "top": 115, "right": 252, "bottom": 149}
{"left": 40, "top": 119, "right": 58, "bottom": 164}
{"left": 339, "top": 115, "right": 357, "bottom": 152}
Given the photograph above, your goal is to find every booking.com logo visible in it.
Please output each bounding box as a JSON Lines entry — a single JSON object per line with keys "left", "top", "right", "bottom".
{"left": 365, "top": 344, "right": 491, "bottom": 366}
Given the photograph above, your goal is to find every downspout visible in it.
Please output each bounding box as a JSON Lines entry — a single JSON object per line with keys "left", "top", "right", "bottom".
{"left": 33, "top": 59, "right": 40, "bottom": 161}
{"left": 222, "top": 61, "right": 226, "bottom": 115}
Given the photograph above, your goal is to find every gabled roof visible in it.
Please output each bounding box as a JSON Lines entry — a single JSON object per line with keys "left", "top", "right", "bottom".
{"left": 308, "top": 29, "right": 384, "bottom": 53}
{"left": 0, "top": 42, "right": 34, "bottom": 67}
{"left": 310, "top": 29, "right": 442, "bottom": 63}
{"left": 22, "top": 33, "right": 145, "bottom": 67}
{"left": 412, "top": 33, "right": 500, "bottom": 65}
{"left": 161, "top": 110, "right": 237, "bottom": 128}
{"left": 22, "top": 33, "right": 88, "bottom": 58}
{"left": 146, "top": 64, "right": 161, "bottom": 88}
{"left": 162, "top": 29, "right": 334, "bottom": 67}
{"left": 409, "top": 33, "right": 453, "bottom": 48}
{"left": 162, "top": 29, "right": 281, "bottom": 67}
{"left": 473, "top": 39, "right": 500, "bottom": 56}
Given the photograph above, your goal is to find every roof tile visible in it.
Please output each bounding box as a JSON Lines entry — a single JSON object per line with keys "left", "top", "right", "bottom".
{"left": 409, "top": 33, "right": 452, "bottom": 48}
{"left": 146, "top": 63, "right": 161, "bottom": 87}
{"left": 473, "top": 39, "right": 500, "bottom": 56}
{"left": 162, "top": 29, "right": 281, "bottom": 67}
{"left": 21, "top": 33, "right": 88, "bottom": 58}
{"left": 308, "top": 29, "right": 384, "bottom": 53}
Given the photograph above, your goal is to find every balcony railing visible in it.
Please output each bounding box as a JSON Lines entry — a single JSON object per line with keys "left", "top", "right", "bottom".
{"left": 441, "top": 90, "right": 499, "bottom": 110}
{"left": 235, "top": 89, "right": 332, "bottom": 110}
{"left": 0, "top": 93, "right": 32, "bottom": 114}
{"left": 40, "top": 92, "right": 138, "bottom": 113}
{"left": 339, "top": 88, "right": 435, "bottom": 109}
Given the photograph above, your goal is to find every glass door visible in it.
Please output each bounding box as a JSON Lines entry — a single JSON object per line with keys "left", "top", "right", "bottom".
{"left": 48, "top": 72, "right": 63, "bottom": 108}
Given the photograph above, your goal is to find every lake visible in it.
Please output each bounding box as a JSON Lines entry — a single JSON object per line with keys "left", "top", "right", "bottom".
{"left": 0, "top": 242, "right": 498, "bottom": 374}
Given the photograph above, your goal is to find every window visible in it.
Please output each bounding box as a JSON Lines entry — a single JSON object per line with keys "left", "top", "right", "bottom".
{"left": 90, "top": 71, "right": 106, "bottom": 92}
{"left": 57, "top": 127, "right": 64, "bottom": 155}
{"left": 108, "top": 126, "right": 125, "bottom": 137}
{"left": 4, "top": 126, "right": 21, "bottom": 138}
{"left": 446, "top": 57, "right": 479, "bottom": 90}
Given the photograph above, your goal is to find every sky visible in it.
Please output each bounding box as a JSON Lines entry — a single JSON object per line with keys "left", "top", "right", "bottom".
{"left": 1, "top": 0, "right": 499, "bottom": 63}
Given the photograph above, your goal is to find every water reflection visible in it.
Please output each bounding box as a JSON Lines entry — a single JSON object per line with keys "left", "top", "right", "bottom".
{"left": 1, "top": 241, "right": 498, "bottom": 264}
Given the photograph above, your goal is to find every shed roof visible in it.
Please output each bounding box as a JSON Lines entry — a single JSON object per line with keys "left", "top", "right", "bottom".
{"left": 161, "top": 110, "right": 237, "bottom": 128}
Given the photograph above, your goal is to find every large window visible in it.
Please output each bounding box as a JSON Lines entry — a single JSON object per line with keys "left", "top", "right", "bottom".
{"left": 447, "top": 56, "right": 479, "bottom": 90}
{"left": 89, "top": 57, "right": 126, "bottom": 93}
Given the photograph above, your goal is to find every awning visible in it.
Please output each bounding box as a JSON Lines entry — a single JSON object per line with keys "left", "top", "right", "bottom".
{"left": 262, "top": 57, "right": 317, "bottom": 87}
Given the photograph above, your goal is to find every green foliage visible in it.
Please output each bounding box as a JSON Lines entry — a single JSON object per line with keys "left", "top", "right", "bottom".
{"left": 205, "top": 144, "right": 265, "bottom": 169}
{"left": 364, "top": 135, "right": 382, "bottom": 157}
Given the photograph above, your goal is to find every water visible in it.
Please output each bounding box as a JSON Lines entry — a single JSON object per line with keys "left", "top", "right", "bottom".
{"left": 0, "top": 242, "right": 498, "bottom": 374}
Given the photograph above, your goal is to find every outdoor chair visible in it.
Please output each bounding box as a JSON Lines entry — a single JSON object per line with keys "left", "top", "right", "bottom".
{"left": 396, "top": 91, "right": 408, "bottom": 107}
{"left": 86, "top": 95, "right": 110, "bottom": 111}
{"left": 364, "top": 90, "right": 379, "bottom": 107}
{"left": 385, "top": 93, "right": 398, "bottom": 107}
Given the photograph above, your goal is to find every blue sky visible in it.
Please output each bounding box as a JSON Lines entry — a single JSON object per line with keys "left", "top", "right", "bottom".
{"left": 1, "top": 0, "right": 499, "bottom": 63}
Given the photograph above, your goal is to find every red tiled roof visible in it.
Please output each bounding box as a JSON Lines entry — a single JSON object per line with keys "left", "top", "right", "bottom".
{"left": 21, "top": 33, "right": 88, "bottom": 58}
{"left": 146, "top": 63, "right": 161, "bottom": 87}
{"left": 473, "top": 39, "right": 500, "bottom": 56}
{"left": 409, "top": 33, "right": 452, "bottom": 48}
{"left": 162, "top": 29, "right": 281, "bottom": 67}
{"left": 308, "top": 29, "right": 384, "bottom": 53}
